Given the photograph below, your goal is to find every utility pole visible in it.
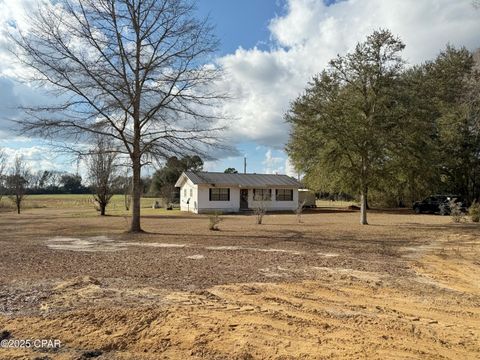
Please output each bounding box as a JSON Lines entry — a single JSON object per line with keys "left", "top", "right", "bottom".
{"left": 244, "top": 157, "right": 247, "bottom": 174}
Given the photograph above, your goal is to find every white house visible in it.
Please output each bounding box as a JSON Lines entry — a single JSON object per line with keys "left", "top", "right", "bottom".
{"left": 175, "top": 171, "right": 304, "bottom": 213}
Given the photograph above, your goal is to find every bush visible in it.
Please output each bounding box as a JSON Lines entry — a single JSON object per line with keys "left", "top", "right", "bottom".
{"left": 253, "top": 203, "right": 267, "bottom": 224}
{"left": 468, "top": 201, "right": 480, "bottom": 222}
{"left": 449, "top": 199, "right": 465, "bottom": 223}
{"left": 438, "top": 202, "right": 448, "bottom": 216}
{"left": 294, "top": 201, "right": 306, "bottom": 223}
{"left": 208, "top": 212, "right": 222, "bottom": 231}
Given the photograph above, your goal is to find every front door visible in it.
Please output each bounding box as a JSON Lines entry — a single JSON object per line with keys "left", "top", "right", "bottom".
{"left": 240, "top": 189, "right": 249, "bottom": 209}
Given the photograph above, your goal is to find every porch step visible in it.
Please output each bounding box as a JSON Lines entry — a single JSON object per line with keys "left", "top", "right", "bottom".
{"left": 239, "top": 209, "right": 253, "bottom": 214}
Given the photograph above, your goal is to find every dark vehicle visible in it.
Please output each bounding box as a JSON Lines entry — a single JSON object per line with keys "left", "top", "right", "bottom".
{"left": 413, "top": 195, "right": 467, "bottom": 215}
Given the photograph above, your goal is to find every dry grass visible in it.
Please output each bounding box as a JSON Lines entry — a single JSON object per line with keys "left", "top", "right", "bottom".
{"left": 0, "top": 194, "right": 179, "bottom": 217}
{"left": 0, "top": 199, "right": 479, "bottom": 359}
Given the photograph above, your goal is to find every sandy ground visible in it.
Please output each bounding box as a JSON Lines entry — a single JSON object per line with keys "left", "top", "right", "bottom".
{"left": 0, "top": 205, "right": 479, "bottom": 359}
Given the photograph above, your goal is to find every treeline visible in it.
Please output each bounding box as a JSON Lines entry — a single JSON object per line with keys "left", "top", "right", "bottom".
{"left": 287, "top": 30, "right": 480, "bottom": 222}
{"left": 148, "top": 155, "right": 203, "bottom": 201}
{"left": 0, "top": 156, "right": 200, "bottom": 197}
{"left": 0, "top": 170, "right": 137, "bottom": 195}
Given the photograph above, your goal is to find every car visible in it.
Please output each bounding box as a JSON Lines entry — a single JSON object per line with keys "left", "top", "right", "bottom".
{"left": 413, "top": 195, "right": 467, "bottom": 215}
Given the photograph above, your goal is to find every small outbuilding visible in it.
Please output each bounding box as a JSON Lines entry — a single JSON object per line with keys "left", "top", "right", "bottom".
{"left": 175, "top": 171, "right": 303, "bottom": 213}
{"left": 299, "top": 189, "right": 317, "bottom": 208}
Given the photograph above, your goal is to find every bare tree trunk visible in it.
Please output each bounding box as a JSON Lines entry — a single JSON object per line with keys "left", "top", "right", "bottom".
{"left": 130, "top": 155, "right": 142, "bottom": 232}
{"left": 100, "top": 205, "right": 106, "bottom": 216}
{"left": 360, "top": 186, "right": 368, "bottom": 225}
{"left": 130, "top": 18, "right": 143, "bottom": 233}
{"left": 365, "top": 188, "right": 370, "bottom": 210}
{"left": 124, "top": 189, "right": 131, "bottom": 211}
{"left": 16, "top": 197, "right": 21, "bottom": 215}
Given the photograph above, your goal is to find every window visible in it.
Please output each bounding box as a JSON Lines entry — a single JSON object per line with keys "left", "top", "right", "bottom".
{"left": 253, "top": 189, "right": 271, "bottom": 201}
{"left": 184, "top": 188, "right": 187, "bottom": 197}
{"left": 209, "top": 188, "right": 230, "bottom": 201}
{"left": 276, "top": 189, "right": 293, "bottom": 201}
{"left": 190, "top": 188, "right": 193, "bottom": 197}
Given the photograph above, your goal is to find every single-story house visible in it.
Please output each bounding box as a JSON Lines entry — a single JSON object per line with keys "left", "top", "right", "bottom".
{"left": 175, "top": 171, "right": 303, "bottom": 213}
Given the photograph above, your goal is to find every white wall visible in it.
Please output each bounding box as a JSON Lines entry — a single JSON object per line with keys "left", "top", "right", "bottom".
{"left": 196, "top": 185, "right": 240, "bottom": 213}
{"left": 248, "top": 188, "right": 299, "bottom": 211}
{"left": 179, "top": 180, "right": 299, "bottom": 213}
{"left": 179, "top": 178, "right": 199, "bottom": 213}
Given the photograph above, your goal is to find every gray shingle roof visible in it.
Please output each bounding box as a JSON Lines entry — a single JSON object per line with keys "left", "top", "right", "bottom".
{"left": 176, "top": 171, "right": 303, "bottom": 188}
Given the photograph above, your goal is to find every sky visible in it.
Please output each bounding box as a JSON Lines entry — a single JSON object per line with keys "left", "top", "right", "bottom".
{"left": 1, "top": 0, "right": 480, "bottom": 178}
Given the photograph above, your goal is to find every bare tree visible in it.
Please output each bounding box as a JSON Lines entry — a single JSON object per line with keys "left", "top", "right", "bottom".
{"left": 6, "top": 156, "right": 30, "bottom": 214}
{"left": 87, "top": 137, "right": 118, "bottom": 216}
{"left": 10, "top": 0, "right": 224, "bottom": 232}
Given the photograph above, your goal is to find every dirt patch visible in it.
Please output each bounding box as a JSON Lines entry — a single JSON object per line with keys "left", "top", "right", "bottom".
{"left": 205, "top": 245, "right": 303, "bottom": 255}
{"left": 317, "top": 252, "right": 340, "bottom": 257}
{"left": 1, "top": 207, "right": 479, "bottom": 358}
{"left": 186, "top": 254, "right": 205, "bottom": 260}
{"left": 46, "top": 236, "right": 122, "bottom": 252}
{"left": 46, "top": 236, "right": 187, "bottom": 252}
{"left": 1, "top": 271, "right": 479, "bottom": 359}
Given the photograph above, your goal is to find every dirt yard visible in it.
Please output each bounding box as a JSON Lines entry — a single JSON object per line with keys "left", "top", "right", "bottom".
{"left": 0, "top": 202, "right": 479, "bottom": 359}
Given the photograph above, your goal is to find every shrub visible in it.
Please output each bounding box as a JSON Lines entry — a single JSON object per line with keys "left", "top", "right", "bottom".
{"left": 208, "top": 212, "right": 222, "bottom": 231}
{"left": 438, "top": 202, "right": 448, "bottom": 216}
{"left": 253, "top": 203, "right": 267, "bottom": 224}
{"left": 294, "top": 201, "right": 306, "bottom": 223}
{"left": 449, "top": 199, "right": 465, "bottom": 223}
{"left": 468, "top": 201, "right": 480, "bottom": 222}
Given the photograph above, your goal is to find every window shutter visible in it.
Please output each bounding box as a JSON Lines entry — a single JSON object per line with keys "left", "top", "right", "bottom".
{"left": 209, "top": 188, "right": 212, "bottom": 201}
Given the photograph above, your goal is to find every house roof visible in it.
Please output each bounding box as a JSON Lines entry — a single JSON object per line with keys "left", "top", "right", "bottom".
{"left": 175, "top": 171, "right": 303, "bottom": 188}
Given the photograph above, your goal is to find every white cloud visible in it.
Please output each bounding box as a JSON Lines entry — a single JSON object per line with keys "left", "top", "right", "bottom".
{"left": 217, "top": 0, "right": 480, "bottom": 149}
{"left": 2, "top": 0, "right": 480, "bottom": 172}
{"left": 284, "top": 157, "right": 297, "bottom": 177}
{"left": 0, "top": 0, "right": 35, "bottom": 77}
{"left": 1, "top": 145, "right": 75, "bottom": 173}
{"left": 262, "top": 149, "right": 284, "bottom": 174}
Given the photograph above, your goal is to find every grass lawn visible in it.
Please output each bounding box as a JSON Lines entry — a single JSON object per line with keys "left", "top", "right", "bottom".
{"left": 0, "top": 194, "right": 180, "bottom": 217}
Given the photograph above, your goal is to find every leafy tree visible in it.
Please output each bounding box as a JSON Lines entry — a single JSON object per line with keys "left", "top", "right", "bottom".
{"left": 365, "top": 46, "right": 480, "bottom": 206}
{"left": 224, "top": 167, "right": 238, "bottom": 174}
{"left": 286, "top": 29, "right": 405, "bottom": 224}
{"left": 426, "top": 46, "right": 480, "bottom": 202}
{"left": 61, "top": 174, "right": 88, "bottom": 194}
{"left": 371, "top": 65, "right": 441, "bottom": 206}
{"left": 12, "top": 0, "right": 223, "bottom": 232}
{"left": 150, "top": 155, "right": 203, "bottom": 201}
{"left": 181, "top": 155, "right": 204, "bottom": 172}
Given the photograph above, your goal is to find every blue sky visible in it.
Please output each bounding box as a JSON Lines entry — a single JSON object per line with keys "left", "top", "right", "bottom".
{"left": 197, "top": 0, "right": 284, "bottom": 56}
{"left": 196, "top": 0, "right": 289, "bottom": 175}
{"left": 1, "top": 0, "right": 480, "bottom": 178}
{"left": 0, "top": 0, "right": 291, "bottom": 176}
